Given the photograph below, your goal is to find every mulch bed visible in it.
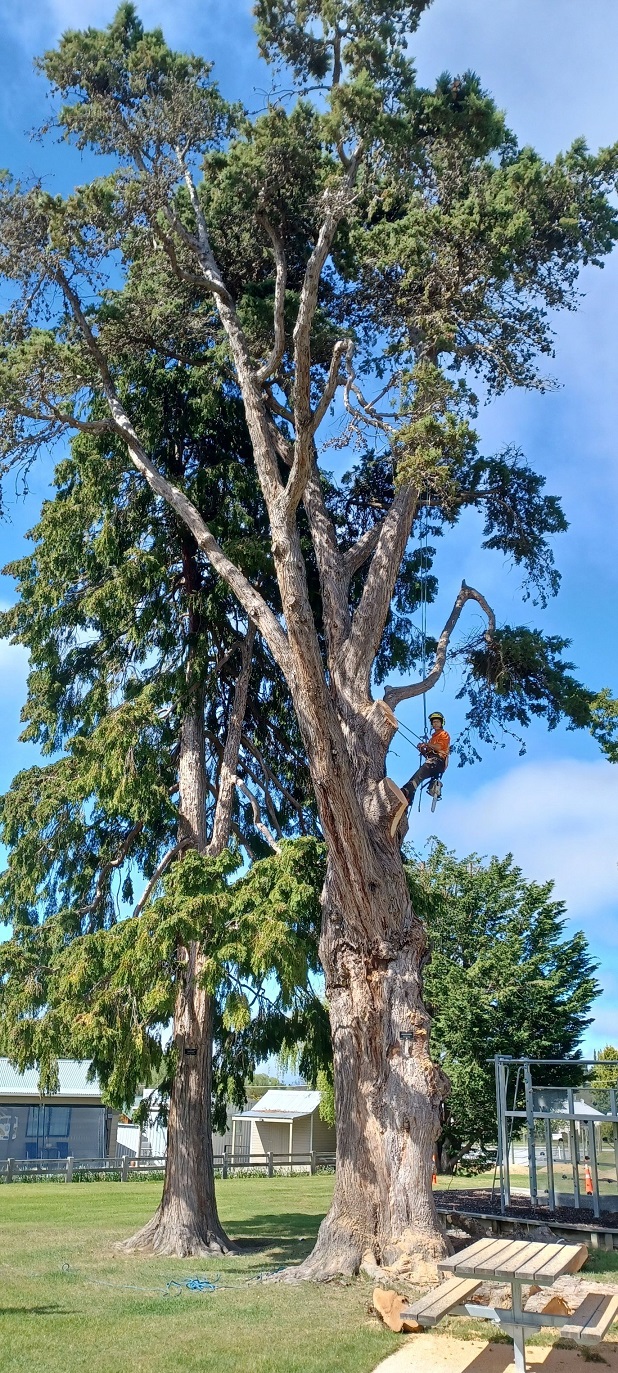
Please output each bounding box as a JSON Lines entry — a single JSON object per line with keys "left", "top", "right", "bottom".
{"left": 434, "top": 1187, "right": 618, "bottom": 1231}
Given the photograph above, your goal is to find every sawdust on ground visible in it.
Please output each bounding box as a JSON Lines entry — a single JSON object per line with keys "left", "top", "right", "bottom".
{"left": 371, "top": 1333, "right": 618, "bottom": 1373}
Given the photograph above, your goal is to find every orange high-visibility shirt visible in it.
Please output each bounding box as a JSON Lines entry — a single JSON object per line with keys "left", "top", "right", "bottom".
{"left": 427, "top": 728, "right": 450, "bottom": 766}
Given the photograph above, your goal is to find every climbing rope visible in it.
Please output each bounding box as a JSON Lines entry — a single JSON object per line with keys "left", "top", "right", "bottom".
{"left": 419, "top": 491, "right": 430, "bottom": 741}
{"left": 60, "top": 1262, "right": 285, "bottom": 1296}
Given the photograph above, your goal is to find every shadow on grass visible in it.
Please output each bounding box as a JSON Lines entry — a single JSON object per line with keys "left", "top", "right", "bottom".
{"left": 0, "top": 1305, "right": 78, "bottom": 1316}
{"left": 227, "top": 1212, "right": 323, "bottom": 1242}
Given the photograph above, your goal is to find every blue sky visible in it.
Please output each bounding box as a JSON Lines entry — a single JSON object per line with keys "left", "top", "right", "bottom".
{"left": 0, "top": 0, "right": 617, "bottom": 1052}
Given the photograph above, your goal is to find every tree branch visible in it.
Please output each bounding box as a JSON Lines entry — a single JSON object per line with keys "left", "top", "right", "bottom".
{"left": 54, "top": 266, "right": 292, "bottom": 678}
{"left": 177, "top": 153, "right": 235, "bottom": 306}
{"left": 255, "top": 215, "right": 287, "bottom": 385}
{"left": 342, "top": 521, "right": 385, "bottom": 581}
{"left": 302, "top": 456, "right": 351, "bottom": 657}
{"left": 311, "top": 339, "right": 348, "bottom": 434}
{"left": 77, "top": 822, "right": 144, "bottom": 919}
{"left": 344, "top": 483, "right": 420, "bottom": 686}
{"left": 20, "top": 403, "right": 112, "bottom": 436}
{"left": 383, "top": 581, "right": 496, "bottom": 708}
{"left": 283, "top": 162, "right": 362, "bottom": 518}
{"left": 343, "top": 343, "right": 396, "bottom": 436}
{"left": 240, "top": 732, "right": 307, "bottom": 829}
{"left": 235, "top": 779, "right": 281, "bottom": 853}
{"left": 207, "top": 621, "right": 256, "bottom": 857}
{"left": 131, "top": 842, "right": 183, "bottom": 919}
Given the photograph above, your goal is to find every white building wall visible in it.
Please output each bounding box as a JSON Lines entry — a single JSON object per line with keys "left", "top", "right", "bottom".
{"left": 254, "top": 1120, "right": 292, "bottom": 1156}
{"left": 292, "top": 1114, "right": 311, "bottom": 1154}
{"left": 312, "top": 1110, "right": 336, "bottom": 1154}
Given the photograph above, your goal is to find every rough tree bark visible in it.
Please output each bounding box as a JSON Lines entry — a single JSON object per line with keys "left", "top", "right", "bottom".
{"left": 281, "top": 680, "right": 450, "bottom": 1278}
{"left": 290, "top": 830, "right": 447, "bottom": 1278}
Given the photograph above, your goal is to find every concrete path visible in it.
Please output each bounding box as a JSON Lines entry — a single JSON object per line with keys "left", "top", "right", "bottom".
{"left": 372, "top": 1331, "right": 618, "bottom": 1373}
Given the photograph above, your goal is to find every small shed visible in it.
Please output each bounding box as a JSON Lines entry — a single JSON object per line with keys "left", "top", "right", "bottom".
{"left": 0, "top": 1058, "right": 117, "bottom": 1161}
{"left": 231, "top": 1089, "right": 335, "bottom": 1162}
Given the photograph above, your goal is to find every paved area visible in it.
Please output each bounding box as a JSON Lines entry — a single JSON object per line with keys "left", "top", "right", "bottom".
{"left": 372, "top": 1332, "right": 618, "bottom": 1373}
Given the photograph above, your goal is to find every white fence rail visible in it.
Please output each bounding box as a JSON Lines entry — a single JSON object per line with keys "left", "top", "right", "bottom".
{"left": 0, "top": 1151, "right": 336, "bottom": 1182}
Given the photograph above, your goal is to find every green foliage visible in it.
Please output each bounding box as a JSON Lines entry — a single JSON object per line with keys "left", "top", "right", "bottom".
{"left": 589, "top": 690, "right": 618, "bottom": 763}
{"left": 255, "top": 0, "right": 432, "bottom": 86}
{"left": 591, "top": 1046, "right": 618, "bottom": 1087}
{"left": 455, "top": 626, "right": 604, "bottom": 764}
{"left": 316, "top": 1068, "right": 335, "bottom": 1126}
{"left": 407, "top": 842, "right": 599, "bottom": 1162}
{"left": 0, "top": 838, "right": 324, "bottom": 1113}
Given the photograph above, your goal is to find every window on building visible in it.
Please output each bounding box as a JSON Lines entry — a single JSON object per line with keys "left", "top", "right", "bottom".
{"left": 45, "top": 1107, "right": 71, "bottom": 1137}
{"left": 26, "top": 1106, "right": 41, "bottom": 1139}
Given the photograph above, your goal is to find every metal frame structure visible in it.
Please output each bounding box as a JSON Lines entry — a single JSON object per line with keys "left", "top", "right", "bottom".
{"left": 495, "top": 1056, "right": 618, "bottom": 1219}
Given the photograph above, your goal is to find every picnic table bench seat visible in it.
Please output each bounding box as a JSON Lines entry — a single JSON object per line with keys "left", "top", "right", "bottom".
{"left": 399, "top": 1235, "right": 615, "bottom": 1371}
{"left": 403, "top": 1276, "right": 483, "bottom": 1327}
{"left": 561, "top": 1291, "right": 618, "bottom": 1345}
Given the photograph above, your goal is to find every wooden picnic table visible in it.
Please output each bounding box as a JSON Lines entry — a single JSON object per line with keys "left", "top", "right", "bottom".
{"left": 403, "top": 1236, "right": 618, "bottom": 1371}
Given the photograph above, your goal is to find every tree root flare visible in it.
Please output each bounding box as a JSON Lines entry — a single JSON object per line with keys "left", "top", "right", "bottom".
{"left": 118, "top": 1212, "right": 239, "bottom": 1259}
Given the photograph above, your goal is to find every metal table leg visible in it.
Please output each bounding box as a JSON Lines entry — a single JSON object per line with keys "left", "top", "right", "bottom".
{"left": 511, "top": 1279, "right": 526, "bottom": 1371}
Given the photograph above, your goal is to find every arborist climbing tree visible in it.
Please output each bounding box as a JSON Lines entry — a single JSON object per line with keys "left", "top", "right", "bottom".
{"left": 402, "top": 711, "right": 450, "bottom": 809}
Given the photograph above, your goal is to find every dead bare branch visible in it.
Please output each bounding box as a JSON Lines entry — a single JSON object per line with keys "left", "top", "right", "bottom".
{"left": 383, "top": 581, "right": 496, "bottom": 708}
{"left": 311, "top": 339, "right": 348, "bottom": 434}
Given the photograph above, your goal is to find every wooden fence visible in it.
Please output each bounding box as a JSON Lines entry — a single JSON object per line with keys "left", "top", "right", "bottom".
{"left": 0, "top": 1151, "right": 336, "bottom": 1182}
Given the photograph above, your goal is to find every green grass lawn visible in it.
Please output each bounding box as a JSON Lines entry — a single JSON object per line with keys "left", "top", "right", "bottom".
{"left": 3, "top": 1174, "right": 618, "bottom": 1373}
{"left": 0, "top": 1176, "right": 400, "bottom": 1373}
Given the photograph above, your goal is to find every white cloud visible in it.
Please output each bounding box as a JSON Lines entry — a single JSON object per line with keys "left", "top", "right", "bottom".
{"left": 415, "top": 758, "right": 618, "bottom": 934}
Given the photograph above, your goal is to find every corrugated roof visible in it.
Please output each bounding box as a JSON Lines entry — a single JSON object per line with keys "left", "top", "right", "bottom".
{"left": 0, "top": 1058, "right": 102, "bottom": 1098}
{"left": 234, "top": 1088, "right": 322, "bottom": 1121}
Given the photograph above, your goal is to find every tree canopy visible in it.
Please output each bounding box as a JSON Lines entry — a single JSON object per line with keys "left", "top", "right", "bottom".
{"left": 0, "top": 2, "right": 616, "bottom": 758}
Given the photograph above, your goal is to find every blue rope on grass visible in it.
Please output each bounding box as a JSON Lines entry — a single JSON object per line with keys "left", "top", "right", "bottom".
{"left": 61, "top": 1263, "right": 284, "bottom": 1296}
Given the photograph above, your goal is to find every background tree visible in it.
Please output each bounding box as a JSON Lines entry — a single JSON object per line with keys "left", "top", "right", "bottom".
{"left": 590, "top": 1047, "right": 618, "bottom": 1142}
{"left": 591, "top": 1046, "right": 618, "bottom": 1093}
{"left": 0, "top": 0, "right": 617, "bottom": 1275}
{"left": 408, "top": 844, "right": 599, "bottom": 1171}
{"left": 0, "top": 360, "right": 317, "bottom": 1255}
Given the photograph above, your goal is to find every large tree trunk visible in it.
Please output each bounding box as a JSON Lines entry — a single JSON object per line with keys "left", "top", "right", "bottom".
{"left": 295, "top": 842, "right": 449, "bottom": 1280}
{"left": 123, "top": 942, "right": 232, "bottom": 1256}
{"left": 122, "top": 706, "right": 234, "bottom": 1256}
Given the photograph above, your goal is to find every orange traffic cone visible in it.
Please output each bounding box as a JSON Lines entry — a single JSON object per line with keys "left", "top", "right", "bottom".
{"left": 584, "top": 1160, "right": 594, "bottom": 1196}
{"left": 432, "top": 1154, "right": 437, "bottom": 1185}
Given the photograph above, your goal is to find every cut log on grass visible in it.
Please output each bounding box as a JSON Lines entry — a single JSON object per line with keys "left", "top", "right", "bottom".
{"left": 373, "top": 1287, "right": 422, "bottom": 1333}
